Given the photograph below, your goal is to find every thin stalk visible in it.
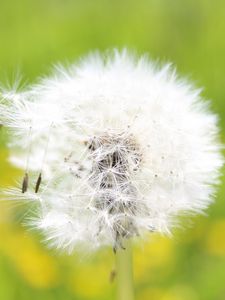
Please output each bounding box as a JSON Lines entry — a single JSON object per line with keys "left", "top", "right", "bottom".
{"left": 116, "top": 239, "right": 135, "bottom": 300}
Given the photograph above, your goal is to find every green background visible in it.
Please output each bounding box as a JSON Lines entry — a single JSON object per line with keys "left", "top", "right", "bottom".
{"left": 0, "top": 0, "right": 225, "bottom": 299}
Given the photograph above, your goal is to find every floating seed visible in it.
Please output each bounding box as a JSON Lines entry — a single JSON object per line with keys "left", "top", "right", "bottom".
{"left": 22, "top": 173, "right": 29, "bottom": 193}
{"left": 35, "top": 173, "right": 42, "bottom": 193}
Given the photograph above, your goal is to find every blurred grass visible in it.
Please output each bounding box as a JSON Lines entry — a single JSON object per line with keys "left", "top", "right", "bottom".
{"left": 0, "top": 0, "right": 225, "bottom": 299}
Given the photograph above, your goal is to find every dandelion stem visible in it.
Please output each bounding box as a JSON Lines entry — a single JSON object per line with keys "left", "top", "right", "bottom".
{"left": 116, "top": 239, "right": 135, "bottom": 300}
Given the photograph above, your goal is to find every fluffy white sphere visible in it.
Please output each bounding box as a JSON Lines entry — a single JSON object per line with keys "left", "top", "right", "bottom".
{"left": 0, "top": 50, "right": 223, "bottom": 252}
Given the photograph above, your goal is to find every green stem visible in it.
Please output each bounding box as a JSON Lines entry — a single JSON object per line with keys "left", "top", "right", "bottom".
{"left": 116, "top": 239, "right": 135, "bottom": 300}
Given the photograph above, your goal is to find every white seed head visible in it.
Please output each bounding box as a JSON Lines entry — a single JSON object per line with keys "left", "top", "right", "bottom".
{"left": 0, "top": 49, "right": 223, "bottom": 253}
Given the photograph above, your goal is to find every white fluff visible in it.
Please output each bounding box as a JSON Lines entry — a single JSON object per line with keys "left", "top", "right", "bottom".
{"left": 0, "top": 49, "right": 223, "bottom": 253}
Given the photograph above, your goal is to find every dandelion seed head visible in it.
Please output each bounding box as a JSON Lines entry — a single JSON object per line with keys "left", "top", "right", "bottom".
{"left": 0, "top": 49, "right": 223, "bottom": 252}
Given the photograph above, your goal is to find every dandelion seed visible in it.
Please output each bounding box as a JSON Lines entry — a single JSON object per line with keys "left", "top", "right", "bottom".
{"left": 21, "top": 173, "right": 29, "bottom": 193}
{"left": 109, "top": 269, "right": 117, "bottom": 283}
{"left": 0, "top": 49, "right": 223, "bottom": 253}
{"left": 35, "top": 172, "right": 42, "bottom": 193}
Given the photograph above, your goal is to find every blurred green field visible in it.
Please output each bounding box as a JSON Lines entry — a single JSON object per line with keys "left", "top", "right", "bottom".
{"left": 0, "top": 0, "right": 225, "bottom": 299}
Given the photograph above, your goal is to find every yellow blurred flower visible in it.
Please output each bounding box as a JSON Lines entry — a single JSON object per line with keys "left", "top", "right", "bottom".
{"left": 133, "top": 235, "right": 174, "bottom": 281}
{"left": 137, "top": 287, "right": 164, "bottom": 300}
{"left": 161, "top": 285, "right": 199, "bottom": 300}
{"left": 0, "top": 226, "right": 59, "bottom": 288}
{"left": 206, "top": 219, "right": 225, "bottom": 257}
{"left": 69, "top": 261, "right": 110, "bottom": 298}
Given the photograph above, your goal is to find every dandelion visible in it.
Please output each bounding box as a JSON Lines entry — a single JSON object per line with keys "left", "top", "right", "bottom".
{"left": 0, "top": 49, "right": 223, "bottom": 299}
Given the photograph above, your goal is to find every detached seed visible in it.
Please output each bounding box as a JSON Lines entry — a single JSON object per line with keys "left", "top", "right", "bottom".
{"left": 22, "top": 173, "right": 29, "bottom": 193}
